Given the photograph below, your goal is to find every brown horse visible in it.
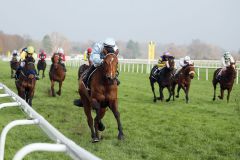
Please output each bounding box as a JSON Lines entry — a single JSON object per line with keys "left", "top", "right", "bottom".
{"left": 149, "top": 57, "right": 175, "bottom": 102}
{"left": 15, "top": 56, "right": 36, "bottom": 106}
{"left": 212, "top": 62, "right": 236, "bottom": 103}
{"left": 37, "top": 59, "right": 46, "bottom": 79}
{"left": 171, "top": 64, "right": 195, "bottom": 103}
{"left": 49, "top": 54, "right": 66, "bottom": 97}
{"left": 78, "top": 53, "right": 123, "bottom": 142}
{"left": 10, "top": 57, "right": 19, "bottom": 78}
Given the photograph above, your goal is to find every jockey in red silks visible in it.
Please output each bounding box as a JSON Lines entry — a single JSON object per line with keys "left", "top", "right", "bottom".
{"left": 38, "top": 49, "right": 47, "bottom": 61}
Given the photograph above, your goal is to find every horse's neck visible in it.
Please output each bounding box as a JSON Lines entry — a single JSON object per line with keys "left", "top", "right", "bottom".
{"left": 225, "top": 68, "right": 236, "bottom": 79}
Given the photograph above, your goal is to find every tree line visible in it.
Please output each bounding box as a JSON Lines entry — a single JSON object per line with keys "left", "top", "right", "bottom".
{"left": 0, "top": 31, "right": 239, "bottom": 60}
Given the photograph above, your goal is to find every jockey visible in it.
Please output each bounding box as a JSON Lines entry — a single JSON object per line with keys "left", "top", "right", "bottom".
{"left": 87, "top": 47, "right": 93, "bottom": 66}
{"left": 38, "top": 49, "right": 47, "bottom": 61}
{"left": 12, "top": 50, "right": 18, "bottom": 57}
{"left": 175, "top": 56, "right": 193, "bottom": 75}
{"left": 217, "top": 51, "right": 235, "bottom": 80}
{"left": 83, "top": 38, "right": 120, "bottom": 89}
{"left": 154, "top": 51, "right": 174, "bottom": 76}
{"left": 57, "top": 48, "right": 66, "bottom": 72}
{"left": 15, "top": 46, "right": 39, "bottom": 80}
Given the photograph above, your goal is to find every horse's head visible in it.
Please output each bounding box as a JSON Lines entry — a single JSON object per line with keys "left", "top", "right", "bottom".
{"left": 183, "top": 63, "right": 195, "bottom": 79}
{"left": 52, "top": 53, "right": 60, "bottom": 69}
{"left": 25, "top": 56, "right": 35, "bottom": 71}
{"left": 102, "top": 53, "right": 118, "bottom": 81}
{"left": 228, "top": 61, "right": 236, "bottom": 70}
{"left": 167, "top": 57, "right": 175, "bottom": 71}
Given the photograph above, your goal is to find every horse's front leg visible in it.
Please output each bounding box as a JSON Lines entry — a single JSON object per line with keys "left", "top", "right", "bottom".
{"left": 212, "top": 81, "right": 217, "bottom": 101}
{"left": 159, "top": 86, "right": 164, "bottom": 101}
{"left": 83, "top": 102, "right": 97, "bottom": 142}
{"left": 176, "top": 85, "right": 181, "bottom": 98}
{"left": 43, "top": 69, "right": 45, "bottom": 78}
{"left": 218, "top": 87, "right": 224, "bottom": 100}
{"left": 92, "top": 99, "right": 101, "bottom": 142}
{"left": 109, "top": 100, "right": 124, "bottom": 140}
{"left": 150, "top": 79, "right": 157, "bottom": 102}
{"left": 56, "top": 81, "right": 62, "bottom": 96}
{"left": 51, "top": 80, "right": 56, "bottom": 97}
{"left": 183, "top": 85, "right": 190, "bottom": 103}
{"left": 227, "top": 88, "right": 232, "bottom": 103}
{"left": 166, "top": 86, "right": 172, "bottom": 102}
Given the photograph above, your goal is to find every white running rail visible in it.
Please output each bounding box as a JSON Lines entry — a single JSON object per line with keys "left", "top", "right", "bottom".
{"left": 0, "top": 83, "right": 101, "bottom": 160}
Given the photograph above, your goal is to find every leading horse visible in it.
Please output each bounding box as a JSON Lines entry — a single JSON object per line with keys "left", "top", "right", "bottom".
{"left": 10, "top": 56, "right": 19, "bottom": 78}
{"left": 149, "top": 57, "right": 175, "bottom": 102}
{"left": 78, "top": 52, "right": 123, "bottom": 142}
{"left": 171, "top": 64, "right": 195, "bottom": 103}
{"left": 15, "top": 56, "right": 36, "bottom": 106}
{"left": 37, "top": 58, "right": 47, "bottom": 79}
{"left": 49, "top": 53, "right": 66, "bottom": 97}
{"left": 212, "top": 62, "right": 236, "bottom": 103}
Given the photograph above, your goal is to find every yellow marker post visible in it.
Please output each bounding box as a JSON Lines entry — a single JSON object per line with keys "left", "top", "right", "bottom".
{"left": 7, "top": 51, "right": 11, "bottom": 58}
{"left": 148, "top": 41, "right": 155, "bottom": 73}
{"left": 83, "top": 51, "right": 87, "bottom": 61}
{"left": 148, "top": 41, "right": 155, "bottom": 60}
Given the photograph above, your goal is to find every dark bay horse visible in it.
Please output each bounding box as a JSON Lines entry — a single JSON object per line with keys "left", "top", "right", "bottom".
{"left": 37, "top": 59, "right": 46, "bottom": 79}
{"left": 78, "top": 53, "right": 123, "bottom": 142}
{"left": 10, "top": 56, "right": 19, "bottom": 78}
{"left": 15, "top": 56, "right": 36, "bottom": 106}
{"left": 212, "top": 62, "right": 236, "bottom": 103}
{"left": 49, "top": 54, "right": 66, "bottom": 97}
{"left": 149, "top": 58, "right": 175, "bottom": 102}
{"left": 171, "top": 64, "right": 195, "bottom": 103}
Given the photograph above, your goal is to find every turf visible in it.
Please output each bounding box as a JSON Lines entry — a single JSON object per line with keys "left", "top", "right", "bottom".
{"left": 0, "top": 60, "right": 240, "bottom": 160}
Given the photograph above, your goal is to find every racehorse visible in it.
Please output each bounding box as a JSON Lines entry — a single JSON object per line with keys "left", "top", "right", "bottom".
{"left": 149, "top": 57, "right": 175, "bottom": 102}
{"left": 78, "top": 52, "right": 124, "bottom": 142}
{"left": 212, "top": 62, "right": 236, "bottom": 103}
{"left": 15, "top": 56, "right": 36, "bottom": 106}
{"left": 37, "top": 58, "right": 46, "bottom": 79}
{"left": 171, "top": 64, "right": 195, "bottom": 103}
{"left": 49, "top": 53, "right": 66, "bottom": 97}
{"left": 10, "top": 56, "right": 19, "bottom": 78}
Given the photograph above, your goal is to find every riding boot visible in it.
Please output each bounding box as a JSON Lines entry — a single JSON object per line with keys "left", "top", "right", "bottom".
{"left": 15, "top": 66, "right": 22, "bottom": 80}
{"left": 83, "top": 65, "right": 96, "bottom": 89}
{"left": 33, "top": 69, "right": 40, "bottom": 80}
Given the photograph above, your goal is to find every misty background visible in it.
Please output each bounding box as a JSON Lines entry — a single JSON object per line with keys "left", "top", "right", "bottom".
{"left": 0, "top": 0, "right": 239, "bottom": 59}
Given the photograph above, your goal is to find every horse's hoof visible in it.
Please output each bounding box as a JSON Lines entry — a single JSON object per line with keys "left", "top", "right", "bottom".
{"left": 166, "top": 99, "right": 170, "bottom": 102}
{"left": 176, "top": 95, "right": 179, "bottom": 98}
{"left": 92, "top": 138, "right": 100, "bottom": 143}
{"left": 118, "top": 134, "right": 124, "bottom": 140}
{"left": 218, "top": 96, "right": 223, "bottom": 100}
{"left": 56, "top": 91, "right": 61, "bottom": 96}
{"left": 153, "top": 99, "right": 156, "bottom": 103}
{"left": 213, "top": 98, "right": 215, "bottom": 101}
{"left": 98, "top": 122, "right": 105, "bottom": 131}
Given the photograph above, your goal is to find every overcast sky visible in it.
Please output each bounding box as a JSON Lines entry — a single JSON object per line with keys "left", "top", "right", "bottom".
{"left": 0, "top": 0, "right": 239, "bottom": 50}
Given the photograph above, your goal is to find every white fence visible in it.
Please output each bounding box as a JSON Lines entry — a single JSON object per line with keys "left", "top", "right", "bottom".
{"left": 0, "top": 83, "right": 101, "bottom": 160}
{"left": 2, "top": 57, "right": 240, "bottom": 84}
{"left": 61, "top": 59, "right": 240, "bottom": 84}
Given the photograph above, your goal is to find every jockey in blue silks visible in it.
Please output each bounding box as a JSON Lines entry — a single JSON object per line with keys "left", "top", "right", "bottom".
{"left": 83, "top": 38, "right": 120, "bottom": 89}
